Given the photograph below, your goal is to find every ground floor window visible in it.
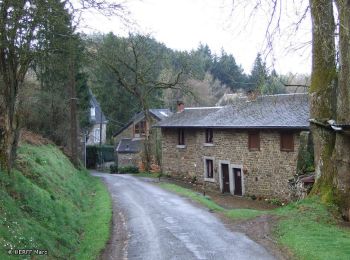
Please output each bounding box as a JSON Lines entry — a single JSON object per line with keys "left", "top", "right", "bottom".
{"left": 205, "top": 159, "right": 214, "bottom": 178}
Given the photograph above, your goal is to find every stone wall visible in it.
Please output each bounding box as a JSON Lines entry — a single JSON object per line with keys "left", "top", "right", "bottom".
{"left": 118, "top": 152, "right": 141, "bottom": 168}
{"left": 114, "top": 116, "right": 163, "bottom": 170}
{"left": 161, "top": 128, "right": 301, "bottom": 200}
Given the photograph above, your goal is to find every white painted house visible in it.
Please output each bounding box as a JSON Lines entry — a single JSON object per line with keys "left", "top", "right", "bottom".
{"left": 87, "top": 90, "right": 108, "bottom": 145}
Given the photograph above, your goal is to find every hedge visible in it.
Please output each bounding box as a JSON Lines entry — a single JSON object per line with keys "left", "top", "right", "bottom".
{"left": 86, "top": 145, "right": 115, "bottom": 168}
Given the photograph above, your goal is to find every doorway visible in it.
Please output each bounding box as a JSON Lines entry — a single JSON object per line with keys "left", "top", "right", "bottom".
{"left": 221, "top": 164, "right": 230, "bottom": 193}
{"left": 233, "top": 168, "right": 243, "bottom": 196}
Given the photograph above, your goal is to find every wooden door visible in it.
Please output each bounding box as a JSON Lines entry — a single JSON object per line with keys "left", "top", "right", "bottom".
{"left": 222, "top": 164, "right": 230, "bottom": 193}
{"left": 233, "top": 168, "right": 242, "bottom": 196}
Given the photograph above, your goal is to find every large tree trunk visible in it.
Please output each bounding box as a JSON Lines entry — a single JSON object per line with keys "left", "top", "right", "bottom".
{"left": 309, "top": 0, "right": 338, "bottom": 201}
{"left": 0, "top": 83, "right": 21, "bottom": 173}
{"left": 334, "top": 0, "right": 350, "bottom": 218}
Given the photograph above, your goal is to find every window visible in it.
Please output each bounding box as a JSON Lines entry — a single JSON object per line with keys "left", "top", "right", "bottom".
{"left": 90, "top": 107, "right": 95, "bottom": 120}
{"left": 94, "top": 128, "right": 100, "bottom": 143}
{"left": 248, "top": 131, "right": 260, "bottom": 151}
{"left": 205, "top": 159, "right": 214, "bottom": 178}
{"left": 178, "top": 128, "right": 185, "bottom": 145}
{"left": 205, "top": 129, "right": 213, "bottom": 143}
{"left": 134, "top": 120, "right": 146, "bottom": 137}
{"left": 280, "top": 132, "right": 294, "bottom": 151}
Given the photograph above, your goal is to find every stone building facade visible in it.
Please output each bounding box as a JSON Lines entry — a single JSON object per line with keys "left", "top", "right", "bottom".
{"left": 161, "top": 128, "right": 301, "bottom": 199}
{"left": 114, "top": 109, "right": 172, "bottom": 170}
{"left": 157, "top": 94, "right": 310, "bottom": 200}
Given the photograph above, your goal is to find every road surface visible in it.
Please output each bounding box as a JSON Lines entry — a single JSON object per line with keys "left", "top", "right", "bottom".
{"left": 93, "top": 172, "right": 275, "bottom": 260}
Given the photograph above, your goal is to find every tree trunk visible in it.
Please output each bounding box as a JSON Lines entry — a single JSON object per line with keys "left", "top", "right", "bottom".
{"left": 143, "top": 109, "right": 152, "bottom": 172}
{"left": 309, "top": 0, "right": 338, "bottom": 201}
{"left": 334, "top": 0, "right": 350, "bottom": 218}
{"left": 0, "top": 70, "right": 22, "bottom": 173}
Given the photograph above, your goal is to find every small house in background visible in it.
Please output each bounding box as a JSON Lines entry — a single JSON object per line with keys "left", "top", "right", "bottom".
{"left": 113, "top": 109, "right": 173, "bottom": 170}
{"left": 87, "top": 90, "right": 108, "bottom": 145}
{"left": 156, "top": 93, "right": 310, "bottom": 201}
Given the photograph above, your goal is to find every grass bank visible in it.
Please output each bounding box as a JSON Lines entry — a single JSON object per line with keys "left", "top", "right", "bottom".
{"left": 159, "top": 182, "right": 350, "bottom": 260}
{"left": 0, "top": 144, "right": 112, "bottom": 259}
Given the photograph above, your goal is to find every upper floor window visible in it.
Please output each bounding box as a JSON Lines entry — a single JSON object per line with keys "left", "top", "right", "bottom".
{"left": 248, "top": 131, "right": 260, "bottom": 151}
{"left": 205, "top": 129, "right": 213, "bottom": 143}
{"left": 90, "top": 107, "right": 95, "bottom": 120}
{"left": 280, "top": 132, "right": 294, "bottom": 151}
{"left": 178, "top": 128, "right": 185, "bottom": 145}
{"left": 134, "top": 120, "right": 146, "bottom": 137}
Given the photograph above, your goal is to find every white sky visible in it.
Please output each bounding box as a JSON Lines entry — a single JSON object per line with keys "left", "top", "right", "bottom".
{"left": 78, "top": 0, "right": 312, "bottom": 75}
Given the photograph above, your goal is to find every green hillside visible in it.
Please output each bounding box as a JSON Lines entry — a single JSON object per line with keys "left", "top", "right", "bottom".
{"left": 0, "top": 144, "right": 111, "bottom": 259}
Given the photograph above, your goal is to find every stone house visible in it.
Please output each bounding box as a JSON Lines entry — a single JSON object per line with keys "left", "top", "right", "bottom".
{"left": 114, "top": 109, "right": 172, "bottom": 169}
{"left": 87, "top": 90, "right": 108, "bottom": 145}
{"left": 156, "top": 93, "right": 310, "bottom": 200}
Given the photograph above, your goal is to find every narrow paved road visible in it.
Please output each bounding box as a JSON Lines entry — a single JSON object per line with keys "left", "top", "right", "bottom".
{"left": 93, "top": 172, "right": 275, "bottom": 260}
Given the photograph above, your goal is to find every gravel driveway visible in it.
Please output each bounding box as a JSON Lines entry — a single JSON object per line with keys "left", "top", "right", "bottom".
{"left": 92, "top": 172, "right": 275, "bottom": 260}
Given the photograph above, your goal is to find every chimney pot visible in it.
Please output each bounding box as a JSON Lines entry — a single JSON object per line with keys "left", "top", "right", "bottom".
{"left": 177, "top": 101, "right": 185, "bottom": 113}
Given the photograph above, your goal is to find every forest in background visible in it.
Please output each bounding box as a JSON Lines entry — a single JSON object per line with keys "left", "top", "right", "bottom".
{"left": 11, "top": 30, "right": 310, "bottom": 148}
{"left": 84, "top": 33, "right": 309, "bottom": 143}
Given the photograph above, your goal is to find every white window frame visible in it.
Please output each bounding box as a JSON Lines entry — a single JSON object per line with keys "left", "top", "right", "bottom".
{"left": 218, "top": 160, "right": 233, "bottom": 194}
{"left": 231, "top": 164, "right": 245, "bottom": 196}
{"left": 94, "top": 128, "right": 100, "bottom": 143}
{"left": 90, "top": 107, "right": 96, "bottom": 119}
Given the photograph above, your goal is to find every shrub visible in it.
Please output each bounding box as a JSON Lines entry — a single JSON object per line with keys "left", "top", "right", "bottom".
{"left": 109, "top": 164, "right": 118, "bottom": 174}
{"left": 86, "top": 145, "right": 115, "bottom": 168}
{"left": 118, "top": 166, "right": 139, "bottom": 174}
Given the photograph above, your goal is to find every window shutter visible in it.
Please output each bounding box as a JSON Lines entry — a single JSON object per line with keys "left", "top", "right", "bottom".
{"left": 248, "top": 132, "right": 260, "bottom": 150}
{"left": 280, "top": 132, "right": 294, "bottom": 151}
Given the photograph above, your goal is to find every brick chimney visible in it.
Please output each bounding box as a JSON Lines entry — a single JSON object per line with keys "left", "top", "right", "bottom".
{"left": 177, "top": 101, "right": 185, "bottom": 113}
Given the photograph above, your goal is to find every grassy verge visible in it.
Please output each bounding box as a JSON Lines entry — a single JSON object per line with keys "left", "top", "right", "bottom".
{"left": 74, "top": 178, "right": 112, "bottom": 259}
{"left": 0, "top": 144, "right": 111, "bottom": 259}
{"left": 159, "top": 183, "right": 225, "bottom": 212}
{"left": 158, "top": 182, "right": 350, "bottom": 259}
{"left": 274, "top": 198, "right": 350, "bottom": 260}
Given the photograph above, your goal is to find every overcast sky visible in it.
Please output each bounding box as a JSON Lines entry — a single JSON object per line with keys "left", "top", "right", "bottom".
{"left": 78, "top": 0, "right": 312, "bottom": 75}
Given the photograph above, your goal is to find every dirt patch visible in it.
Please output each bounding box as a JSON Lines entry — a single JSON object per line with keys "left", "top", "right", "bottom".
{"left": 19, "top": 130, "right": 52, "bottom": 145}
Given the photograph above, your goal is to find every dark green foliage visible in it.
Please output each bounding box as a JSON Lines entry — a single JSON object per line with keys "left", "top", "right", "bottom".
{"left": 297, "top": 132, "right": 315, "bottom": 174}
{"left": 109, "top": 164, "right": 118, "bottom": 173}
{"left": 86, "top": 145, "right": 115, "bottom": 168}
{"left": 249, "top": 53, "right": 286, "bottom": 94}
{"left": 23, "top": 2, "right": 90, "bottom": 148}
{"left": 210, "top": 49, "right": 249, "bottom": 90}
{"left": 118, "top": 166, "right": 139, "bottom": 174}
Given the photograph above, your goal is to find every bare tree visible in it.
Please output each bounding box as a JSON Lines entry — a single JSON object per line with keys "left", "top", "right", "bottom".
{"left": 230, "top": 0, "right": 350, "bottom": 219}
{"left": 90, "top": 33, "right": 191, "bottom": 171}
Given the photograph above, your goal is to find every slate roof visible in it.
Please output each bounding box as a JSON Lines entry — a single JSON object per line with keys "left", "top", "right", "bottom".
{"left": 112, "top": 109, "right": 173, "bottom": 137}
{"left": 156, "top": 93, "right": 309, "bottom": 129}
{"left": 89, "top": 90, "right": 108, "bottom": 124}
{"left": 116, "top": 138, "right": 142, "bottom": 153}
{"left": 149, "top": 109, "right": 173, "bottom": 120}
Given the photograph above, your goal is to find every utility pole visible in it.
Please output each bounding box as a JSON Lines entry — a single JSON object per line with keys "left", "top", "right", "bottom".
{"left": 68, "top": 37, "right": 78, "bottom": 167}
{"left": 99, "top": 109, "right": 103, "bottom": 168}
